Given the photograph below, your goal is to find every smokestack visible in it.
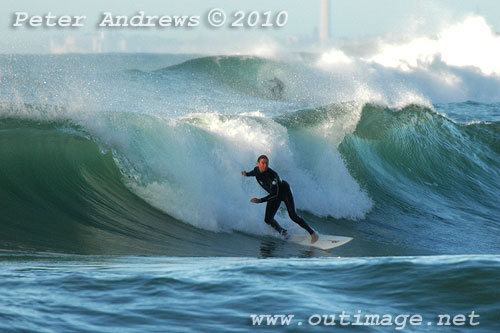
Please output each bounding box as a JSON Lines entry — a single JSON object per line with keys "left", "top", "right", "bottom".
{"left": 320, "top": 0, "right": 330, "bottom": 42}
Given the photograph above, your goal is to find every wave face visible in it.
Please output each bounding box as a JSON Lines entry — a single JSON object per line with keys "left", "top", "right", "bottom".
{"left": 339, "top": 104, "right": 500, "bottom": 253}
{"left": 0, "top": 118, "right": 182, "bottom": 254}
{"left": 1, "top": 40, "right": 500, "bottom": 255}
{"left": 0, "top": 104, "right": 373, "bottom": 256}
{"left": 164, "top": 56, "right": 294, "bottom": 100}
{"left": 0, "top": 116, "right": 269, "bottom": 256}
{"left": 1, "top": 101, "right": 500, "bottom": 255}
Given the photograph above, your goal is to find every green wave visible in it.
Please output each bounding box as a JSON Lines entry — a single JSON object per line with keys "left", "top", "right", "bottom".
{"left": 2, "top": 102, "right": 500, "bottom": 255}
{"left": 338, "top": 104, "right": 500, "bottom": 245}
{"left": 162, "top": 55, "right": 299, "bottom": 100}
{"left": 0, "top": 118, "right": 212, "bottom": 255}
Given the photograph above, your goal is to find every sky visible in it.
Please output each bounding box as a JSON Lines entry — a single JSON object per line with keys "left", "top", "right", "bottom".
{"left": 1, "top": 0, "right": 499, "bottom": 54}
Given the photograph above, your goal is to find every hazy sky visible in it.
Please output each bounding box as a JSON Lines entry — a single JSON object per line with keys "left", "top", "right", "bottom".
{"left": 1, "top": 0, "right": 499, "bottom": 53}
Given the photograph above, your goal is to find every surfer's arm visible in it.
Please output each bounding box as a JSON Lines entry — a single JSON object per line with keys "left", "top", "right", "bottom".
{"left": 242, "top": 168, "right": 257, "bottom": 177}
{"left": 259, "top": 177, "right": 280, "bottom": 203}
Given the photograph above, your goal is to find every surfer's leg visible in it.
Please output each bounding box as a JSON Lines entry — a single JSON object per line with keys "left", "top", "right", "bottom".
{"left": 282, "top": 182, "right": 315, "bottom": 236}
{"left": 264, "top": 199, "right": 286, "bottom": 234}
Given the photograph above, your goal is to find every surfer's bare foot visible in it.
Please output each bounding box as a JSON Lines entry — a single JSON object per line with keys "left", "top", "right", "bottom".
{"left": 311, "top": 232, "right": 318, "bottom": 243}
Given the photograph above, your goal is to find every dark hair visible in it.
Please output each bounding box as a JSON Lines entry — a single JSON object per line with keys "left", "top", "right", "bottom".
{"left": 257, "top": 155, "right": 269, "bottom": 163}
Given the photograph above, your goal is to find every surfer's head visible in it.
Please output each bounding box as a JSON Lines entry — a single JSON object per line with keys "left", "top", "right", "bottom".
{"left": 257, "top": 155, "right": 269, "bottom": 172}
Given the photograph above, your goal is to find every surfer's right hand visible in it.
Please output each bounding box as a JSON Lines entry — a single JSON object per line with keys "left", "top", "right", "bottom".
{"left": 241, "top": 171, "right": 247, "bottom": 176}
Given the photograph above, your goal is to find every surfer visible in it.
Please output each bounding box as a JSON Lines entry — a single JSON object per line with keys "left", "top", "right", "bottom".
{"left": 242, "top": 155, "right": 318, "bottom": 243}
{"left": 268, "top": 77, "right": 284, "bottom": 99}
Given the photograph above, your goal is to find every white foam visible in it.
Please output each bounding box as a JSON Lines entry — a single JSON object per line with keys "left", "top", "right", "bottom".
{"left": 314, "top": 15, "right": 500, "bottom": 104}
{"left": 366, "top": 16, "right": 500, "bottom": 76}
{"left": 96, "top": 112, "right": 374, "bottom": 235}
{"left": 318, "top": 49, "right": 353, "bottom": 66}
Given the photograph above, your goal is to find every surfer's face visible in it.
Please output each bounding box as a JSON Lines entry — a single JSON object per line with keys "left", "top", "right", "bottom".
{"left": 257, "top": 158, "right": 269, "bottom": 173}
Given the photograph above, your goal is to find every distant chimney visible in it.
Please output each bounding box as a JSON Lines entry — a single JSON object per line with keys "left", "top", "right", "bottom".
{"left": 320, "top": 0, "right": 329, "bottom": 42}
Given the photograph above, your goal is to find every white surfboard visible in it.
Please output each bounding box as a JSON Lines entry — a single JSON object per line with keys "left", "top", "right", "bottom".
{"left": 288, "top": 234, "right": 353, "bottom": 250}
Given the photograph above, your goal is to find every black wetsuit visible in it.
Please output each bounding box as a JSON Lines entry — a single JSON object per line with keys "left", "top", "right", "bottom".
{"left": 245, "top": 167, "right": 315, "bottom": 235}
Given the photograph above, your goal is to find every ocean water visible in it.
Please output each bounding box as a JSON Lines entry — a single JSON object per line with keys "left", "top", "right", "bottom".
{"left": 1, "top": 16, "right": 500, "bottom": 332}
